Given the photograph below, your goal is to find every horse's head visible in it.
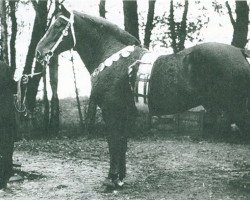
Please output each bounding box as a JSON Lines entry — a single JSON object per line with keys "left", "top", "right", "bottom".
{"left": 36, "top": 4, "right": 76, "bottom": 65}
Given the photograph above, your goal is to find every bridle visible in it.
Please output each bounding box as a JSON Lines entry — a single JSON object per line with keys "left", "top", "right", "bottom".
{"left": 34, "top": 11, "right": 76, "bottom": 73}
{"left": 45, "top": 11, "right": 76, "bottom": 63}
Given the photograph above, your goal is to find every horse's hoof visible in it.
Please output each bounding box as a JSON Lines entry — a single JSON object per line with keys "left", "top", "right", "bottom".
{"left": 9, "top": 174, "right": 23, "bottom": 182}
{"left": 116, "top": 180, "right": 124, "bottom": 188}
{"left": 103, "top": 178, "right": 116, "bottom": 189}
{"left": 0, "top": 179, "right": 7, "bottom": 190}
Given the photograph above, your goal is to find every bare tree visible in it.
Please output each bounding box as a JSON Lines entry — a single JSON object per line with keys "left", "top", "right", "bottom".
{"left": 24, "top": 0, "right": 48, "bottom": 113}
{"left": 99, "top": 0, "right": 106, "bottom": 18}
{"left": 9, "top": 1, "right": 18, "bottom": 70}
{"left": 144, "top": 0, "right": 156, "bottom": 48}
{"left": 123, "top": 0, "right": 139, "bottom": 40}
{"left": 43, "top": 71, "right": 50, "bottom": 133}
{"left": 168, "top": 0, "right": 189, "bottom": 53}
{"left": 48, "top": 0, "right": 60, "bottom": 134}
{"left": 226, "top": 0, "right": 249, "bottom": 48}
{"left": 0, "top": 0, "right": 9, "bottom": 64}
{"left": 49, "top": 56, "right": 60, "bottom": 134}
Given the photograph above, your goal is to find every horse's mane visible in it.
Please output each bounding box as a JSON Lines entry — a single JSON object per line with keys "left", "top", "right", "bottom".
{"left": 74, "top": 11, "right": 141, "bottom": 47}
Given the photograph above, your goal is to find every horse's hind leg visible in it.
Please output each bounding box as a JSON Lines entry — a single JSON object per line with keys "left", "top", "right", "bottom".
{"left": 232, "top": 101, "right": 250, "bottom": 137}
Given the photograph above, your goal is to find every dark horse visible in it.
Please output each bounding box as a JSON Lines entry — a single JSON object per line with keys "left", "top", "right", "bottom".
{"left": 0, "top": 61, "right": 16, "bottom": 189}
{"left": 35, "top": 5, "right": 250, "bottom": 188}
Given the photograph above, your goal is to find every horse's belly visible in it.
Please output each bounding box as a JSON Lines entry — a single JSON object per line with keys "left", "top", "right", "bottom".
{"left": 148, "top": 82, "right": 200, "bottom": 116}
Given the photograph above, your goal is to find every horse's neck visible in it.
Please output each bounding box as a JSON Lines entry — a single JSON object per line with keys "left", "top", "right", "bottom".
{"left": 74, "top": 18, "right": 126, "bottom": 74}
{"left": 75, "top": 40, "right": 126, "bottom": 74}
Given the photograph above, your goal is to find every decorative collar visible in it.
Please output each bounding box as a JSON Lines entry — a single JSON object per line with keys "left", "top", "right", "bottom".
{"left": 91, "top": 45, "right": 135, "bottom": 78}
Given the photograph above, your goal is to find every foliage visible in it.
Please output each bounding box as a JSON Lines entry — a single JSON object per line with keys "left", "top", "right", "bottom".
{"left": 153, "top": 1, "right": 209, "bottom": 50}
{"left": 212, "top": 0, "right": 224, "bottom": 15}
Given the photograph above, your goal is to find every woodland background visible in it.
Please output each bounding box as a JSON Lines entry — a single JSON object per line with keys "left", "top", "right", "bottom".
{"left": 0, "top": 0, "right": 249, "bottom": 137}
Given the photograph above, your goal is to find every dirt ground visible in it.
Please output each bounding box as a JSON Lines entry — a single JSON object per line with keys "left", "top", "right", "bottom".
{"left": 0, "top": 134, "right": 250, "bottom": 200}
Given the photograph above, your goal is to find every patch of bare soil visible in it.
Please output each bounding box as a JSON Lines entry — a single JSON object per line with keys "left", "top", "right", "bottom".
{"left": 1, "top": 135, "right": 250, "bottom": 200}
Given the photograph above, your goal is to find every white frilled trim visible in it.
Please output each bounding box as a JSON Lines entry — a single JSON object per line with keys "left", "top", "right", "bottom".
{"left": 91, "top": 45, "right": 135, "bottom": 78}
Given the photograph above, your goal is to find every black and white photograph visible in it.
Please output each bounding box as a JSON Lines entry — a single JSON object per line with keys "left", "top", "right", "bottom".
{"left": 0, "top": 0, "right": 250, "bottom": 199}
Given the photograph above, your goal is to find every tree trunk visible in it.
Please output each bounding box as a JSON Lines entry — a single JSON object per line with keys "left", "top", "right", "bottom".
{"left": 24, "top": 0, "right": 48, "bottom": 112}
{"left": 43, "top": 72, "right": 50, "bottom": 134}
{"left": 169, "top": 0, "right": 178, "bottom": 53}
{"left": 226, "top": 1, "right": 249, "bottom": 48}
{"left": 0, "top": 0, "right": 9, "bottom": 64}
{"left": 144, "top": 0, "right": 156, "bottom": 48}
{"left": 49, "top": 56, "right": 60, "bottom": 134}
{"left": 9, "top": 1, "right": 18, "bottom": 70}
{"left": 168, "top": 0, "right": 189, "bottom": 53}
{"left": 178, "top": 0, "right": 189, "bottom": 52}
{"left": 99, "top": 0, "right": 106, "bottom": 18}
{"left": 123, "top": 0, "right": 139, "bottom": 40}
{"left": 24, "top": 0, "right": 48, "bottom": 74}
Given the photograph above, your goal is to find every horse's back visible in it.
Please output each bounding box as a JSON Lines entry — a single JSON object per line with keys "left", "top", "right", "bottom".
{"left": 191, "top": 42, "right": 249, "bottom": 70}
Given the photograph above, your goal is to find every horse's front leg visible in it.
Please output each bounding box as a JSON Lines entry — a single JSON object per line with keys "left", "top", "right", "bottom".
{"left": 118, "top": 103, "right": 136, "bottom": 184}
{"left": 102, "top": 110, "right": 128, "bottom": 189}
{"left": 107, "top": 133, "right": 127, "bottom": 188}
{"left": 85, "top": 97, "right": 97, "bottom": 134}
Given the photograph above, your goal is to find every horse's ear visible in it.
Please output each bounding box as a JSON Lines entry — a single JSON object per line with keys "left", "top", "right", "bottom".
{"left": 55, "top": 3, "right": 70, "bottom": 18}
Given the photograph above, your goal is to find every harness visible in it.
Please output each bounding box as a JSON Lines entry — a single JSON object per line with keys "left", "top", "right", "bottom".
{"left": 128, "top": 52, "right": 162, "bottom": 112}
{"left": 91, "top": 45, "right": 135, "bottom": 80}
{"left": 90, "top": 45, "right": 161, "bottom": 113}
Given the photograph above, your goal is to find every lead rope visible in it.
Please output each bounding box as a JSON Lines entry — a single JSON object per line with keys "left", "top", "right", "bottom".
{"left": 14, "top": 58, "right": 44, "bottom": 116}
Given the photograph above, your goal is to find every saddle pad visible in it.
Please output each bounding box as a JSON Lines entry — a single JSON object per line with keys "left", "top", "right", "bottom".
{"left": 134, "top": 52, "right": 162, "bottom": 113}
